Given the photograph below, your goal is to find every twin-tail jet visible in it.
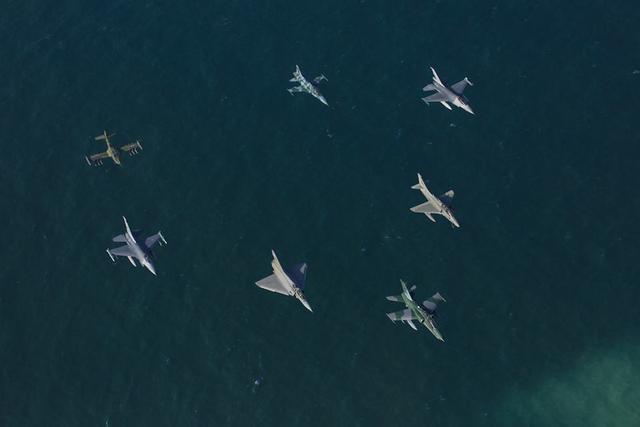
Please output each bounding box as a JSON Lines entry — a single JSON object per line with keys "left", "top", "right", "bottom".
{"left": 85, "top": 130, "right": 143, "bottom": 166}
{"left": 287, "top": 65, "right": 329, "bottom": 106}
{"left": 255, "top": 250, "right": 312, "bottom": 312}
{"left": 422, "top": 67, "right": 474, "bottom": 115}
{"left": 106, "top": 216, "right": 167, "bottom": 276}
{"left": 386, "top": 280, "right": 446, "bottom": 342}
{"left": 410, "top": 173, "right": 460, "bottom": 228}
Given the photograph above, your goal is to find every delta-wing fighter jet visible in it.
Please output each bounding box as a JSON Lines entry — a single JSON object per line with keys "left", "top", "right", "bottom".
{"left": 85, "top": 130, "right": 143, "bottom": 166}
{"left": 410, "top": 173, "right": 460, "bottom": 228}
{"left": 422, "top": 67, "right": 474, "bottom": 114}
{"left": 106, "top": 216, "right": 167, "bottom": 276}
{"left": 287, "top": 65, "right": 329, "bottom": 106}
{"left": 386, "top": 280, "right": 446, "bottom": 341}
{"left": 255, "top": 250, "right": 312, "bottom": 312}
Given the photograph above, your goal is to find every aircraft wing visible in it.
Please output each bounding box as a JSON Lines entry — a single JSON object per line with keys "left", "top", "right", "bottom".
{"left": 421, "top": 92, "right": 448, "bottom": 103}
{"left": 88, "top": 151, "right": 110, "bottom": 162}
{"left": 450, "top": 78, "right": 471, "bottom": 95}
{"left": 387, "top": 308, "right": 417, "bottom": 321}
{"left": 144, "top": 232, "right": 166, "bottom": 248}
{"left": 120, "top": 141, "right": 142, "bottom": 154}
{"left": 440, "top": 190, "right": 454, "bottom": 206}
{"left": 108, "top": 245, "right": 134, "bottom": 258}
{"left": 423, "top": 292, "right": 446, "bottom": 312}
{"left": 256, "top": 274, "right": 290, "bottom": 295}
{"left": 410, "top": 201, "right": 439, "bottom": 214}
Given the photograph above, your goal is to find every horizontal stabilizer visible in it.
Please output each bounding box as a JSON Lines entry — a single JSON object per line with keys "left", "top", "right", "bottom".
{"left": 112, "top": 234, "right": 127, "bottom": 243}
{"left": 422, "top": 83, "right": 436, "bottom": 92}
{"left": 386, "top": 294, "right": 402, "bottom": 302}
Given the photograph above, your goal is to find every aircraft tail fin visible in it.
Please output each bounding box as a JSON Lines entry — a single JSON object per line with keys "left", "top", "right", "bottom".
{"left": 430, "top": 67, "right": 443, "bottom": 84}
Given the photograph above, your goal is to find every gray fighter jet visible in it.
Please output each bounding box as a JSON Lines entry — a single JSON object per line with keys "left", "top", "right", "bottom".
{"left": 255, "top": 250, "right": 312, "bottom": 312}
{"left": 106, "top": 216, "right": 167, "bottom": 276}
{"left": 287, "top": 65, "right": 329, "bottom": 106}
{"left": 422, "top": 67, "right": 474, "bottom": 114}
{"left": 386, "top": 280, "right": 446, "bottom": 342}
{"left": 410, "top": 173, "right": 460, "bottom": 228}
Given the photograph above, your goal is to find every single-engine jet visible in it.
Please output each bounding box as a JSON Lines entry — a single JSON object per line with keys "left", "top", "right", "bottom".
{"left": 287, "top": 65, "right": 329, "bottom": 106}
{"left": 410, "top": 173, "right": 460, "bottom": 228}
{"left": 422, "top": 67, "right": 474, "bottom": 114}
{"left": 106, "top": 216, "right": 167, "bottom": 276}
{"left": 255, "top": 250, "right": 312, "bottom": 312}
{"left": 386, "top": 280, "right": 446, "bottom": 341}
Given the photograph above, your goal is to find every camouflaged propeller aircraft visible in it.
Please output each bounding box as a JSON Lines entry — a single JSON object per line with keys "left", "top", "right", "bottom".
{"left": 85, "top": 130, "right": 142, "bottom": 166}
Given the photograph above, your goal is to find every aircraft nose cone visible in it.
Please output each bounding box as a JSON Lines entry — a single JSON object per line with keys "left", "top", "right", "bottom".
{"left": 302, "top": 299, "right": 313, "bottom": 312}
{"left": 320, "top": 97, "right": 329, "bottom": 106}
{"left": 147, "top": 263, "right": 157, "bottom": 276}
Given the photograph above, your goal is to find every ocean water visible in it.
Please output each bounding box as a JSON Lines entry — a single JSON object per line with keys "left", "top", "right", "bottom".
{"left": 1, "top": 1, "right": 639, "bottom": 426}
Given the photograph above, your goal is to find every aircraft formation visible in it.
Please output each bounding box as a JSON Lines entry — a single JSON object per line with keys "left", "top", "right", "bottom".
{"left": 86, "top": 65, "right": 474, "bottom": 342}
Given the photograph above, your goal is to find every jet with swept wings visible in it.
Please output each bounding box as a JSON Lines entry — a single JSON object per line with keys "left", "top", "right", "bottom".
{"left": 287, "top": 65, "right": 329, "bottom": 106}
{"left": 386, "top": 280, "right": 446, "bottom": 341}
{"left": 106, "top": 216, "right": 167, "bottom": 276}
{"left": 255, "top": 250, "right": 312, "bottom": 312}
{"left": 421, "top": 67, "right": 474, "bottom": 114}
{"left": 85, "top": 130, "right": 142, "bottom": 166}
{"left": 410, "top": 173, "right": 460, "bottom": 228}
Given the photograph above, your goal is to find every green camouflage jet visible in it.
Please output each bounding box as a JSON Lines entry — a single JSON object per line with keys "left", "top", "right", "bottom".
{"left": 386, "top": 280, "right": 446, "bottom": 342}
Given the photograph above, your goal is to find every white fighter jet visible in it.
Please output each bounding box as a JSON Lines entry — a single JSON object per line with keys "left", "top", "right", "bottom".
{"left": 422, "top": 67, "right": 474, "bottom": 114}
{"left": 255, "top": 250, "right": 312, "bottom": 312}
{"left": 410, "top": 173, "right": 460, "bottom": 228}
{"left": 287, "top": 65, "right": 329, "bottom": 106}
{"left": 106, "top": 217, "right": 167, "bottom": 275}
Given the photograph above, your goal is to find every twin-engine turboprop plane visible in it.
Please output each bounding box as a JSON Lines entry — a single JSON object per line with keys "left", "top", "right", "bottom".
{"left": 85, "top": 130, "right": 142, "bottom": 166}
{"left": 106, "top": 217, "right": 167, "bottom": 276}
{"left": 386, "top": 280, "right": 446, "bottom": 342}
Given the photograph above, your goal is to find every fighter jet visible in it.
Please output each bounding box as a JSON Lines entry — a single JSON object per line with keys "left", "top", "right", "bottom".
{"left": 255, "top": 250, "right": 312, "bottom": 312}
{"left": 287, "top": 65, "right": 329, "bottom": 106}
{"left": 421, "top": 67, "right": 474, "bottom": 114}
{"left": 386, "top": 280, "right": 446, "bottom": 342}
{"left": 410, "top": 173, "right": 460, "bottom": 228}
{"left": 106, "top": 216, "right": 167, "bottom": 276}
{"left": 85, "top": 130, "right": 143, "bottom": 166}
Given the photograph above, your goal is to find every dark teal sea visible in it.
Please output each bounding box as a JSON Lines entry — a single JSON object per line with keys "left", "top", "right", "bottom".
{"left": 1, "top": 1, "right": 639, "bottom": 426}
